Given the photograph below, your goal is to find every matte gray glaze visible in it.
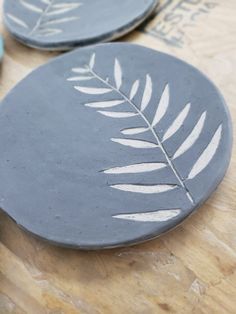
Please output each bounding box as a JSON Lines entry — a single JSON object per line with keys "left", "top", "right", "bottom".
{"left": 3, "top": 0, "right": 158, "bottom": 50}
{"left": 0, "top": 43, "right": 232, "bottom": 249}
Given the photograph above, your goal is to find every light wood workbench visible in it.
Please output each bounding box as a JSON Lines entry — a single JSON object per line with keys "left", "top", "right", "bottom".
{"left": 0, "top": 1, "right": 235, "bottom": 313}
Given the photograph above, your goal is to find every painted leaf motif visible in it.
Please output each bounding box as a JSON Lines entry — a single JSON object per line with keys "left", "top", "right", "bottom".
{"left": 98, "top": 111, "right": 138, "bottom": 118}
{"left": 162, "top": 103, "right": 191, "bottom": 142}
{"left": 173, "top": 111, "right": 206, "bottom": 160}
{"left": 74, "top": 86, "right": 112, "bottom": 94}
{"left": 141, "top": 74, "right": 152, "bottom": 111}
{"left": 188, "top": 124, "right": 222, "bottom": 179}
{"left": 67, "top": 76, "right": 93, "bottom": 81}
{"left": 111, "top": 184, "right": 177, "bottom": 194}
{"left": 121, "top": 127, "right": 149, "bottom": 135}
{"left": 42, "top": 17, "right": 79, "bottom": 26}
{"left": 7, "top": 0, "right": 82, "bottom": 37}
{"left": 130, "top": 80, "right": 140, "bottom": 100}
{"left": 89, "top": 53, "right": 96, "bottom": 69}
{"left": 114, "top": 59, "right": 122, "bottom": 90}
{"left": 20, "top": 0, "right": 42, "bottom": 13}
{"left": 7, "top": 13, "right": 29, "bottom": 28}
{"left": 111, "top": 138, "right": 158, "bottom": 148}
{"left": 68, "top": 55, "right": 225, "bottom": 217}
{"left": 113, "top": 209, "right": 181, "bottom": 222}
{"left": 72, "top": 67, "right": 89, "bottom": 74}
{"left": 52, "top": 3, "right": 81, "bottom": 9}
{"left": 85, "top": 100, "right": 124, "bottom": 108}
{"left": 37, "top": 29, "right": 62, "bottom": 36}
{"left": 103, "top": 162, "right": 166, "bottom": 174}
{"left": 152, "top": 84, "right": 169, "bottom": 127}
{"left": 47, "top": 6, "right": 80, "bottom": 16}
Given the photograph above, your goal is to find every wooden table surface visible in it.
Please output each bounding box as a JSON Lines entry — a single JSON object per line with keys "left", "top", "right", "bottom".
{"left": 0, "top": 1, "right": 236, "bottom": 313}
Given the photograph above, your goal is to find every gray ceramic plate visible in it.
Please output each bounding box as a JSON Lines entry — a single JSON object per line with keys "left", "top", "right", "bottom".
{"left": 3, "top": 0, "right": 158, "bottom": 50}
{"left": 0, "top": 43, "right": 232, "bottom": 249}
{"left": 0, "top": 36, "right": 3, "bottom": 60}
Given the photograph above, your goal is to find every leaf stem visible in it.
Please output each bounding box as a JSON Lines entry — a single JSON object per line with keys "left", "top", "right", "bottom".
{"left": 88, "top": 66, "right": 195, "bottom": 205}
{"left": 29, "top": 0, "right": 55, "bottom": 35}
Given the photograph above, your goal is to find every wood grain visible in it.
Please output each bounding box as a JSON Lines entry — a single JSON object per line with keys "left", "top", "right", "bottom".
{"left": 0, "top": 1, "right": 236, "bottom": 313}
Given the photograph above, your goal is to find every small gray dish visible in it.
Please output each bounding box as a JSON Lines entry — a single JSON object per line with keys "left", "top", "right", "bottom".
{"left": 0, "top": 43, "right": 232, "bottom": 249}
{"left": 3, "top": 0, "right": 158, "bottom": 50}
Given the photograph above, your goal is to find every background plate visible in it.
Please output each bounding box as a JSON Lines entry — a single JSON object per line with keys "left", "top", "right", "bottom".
{"left": 3, "top": 0, "right": 158, "bottom": 50}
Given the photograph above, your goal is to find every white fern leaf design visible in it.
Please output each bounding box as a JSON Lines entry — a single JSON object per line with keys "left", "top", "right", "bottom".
{"left": 141, "top": 74, "right": 152, "bottom": 111}
{"left": 130, "top": 80, "right": 140, "bottom": 100}
{"left": 98, "top": 111, "right": 138, "bottom": 118}
{"left": 7, "top": 13, "right": 29, "bottom": 29}
{"left": 85, "top": 100, "right": 124, "bottom": 108}
{"left": 114, "top": 59, "right": 122, "bottom": 90}
{"left": 52, "top": 3, "right": 81, "bottom": 9}
{"left": 121, "top": 127, "right": 149, "bottom": 135}
{"left": 111, "top": 138, "right": 158, "bottom": 148}
{"left": 113, "top": 209, "right": 181, "bottom": 222}
{"left": 152, "top": 84, "right": 170, "bottom": 127}
{"left": 89, "top": 53, "right": 96, "bottom": 69}
{"left": 173, "top": 111, "right": 206, "bottom": 160}
{"left": 162, "top": 103, "right": 191, "bottom": 142}
{"left": 42, "top": 16, "right": 79, "bottom": 26}
{"left": 72, "top": 67, "right": 90, "bottom": 74}
{"left": 103, "top": 162, "right": 166, "bottom": 174}
{"left": 67, "top": 76, "right": 93, "bottom": 81}
{"left": 20, "top": 0, "right": 43, "bottom": 13}
{"left": 46, "top": 9, "right": 69, "bottom": 16}
{"left": 46, "top": 5, "right": 80, "bottom": 16}
{"left": 188, "top": 124, "right": 222, "bottom": 179}
{"left": 41, "top": 0, "right": 50, "bottom": 4}
{"left": 68, "top": 55, "right": 224, "bottom": 210}
{"left": 74, "top": 86, "right": 112, "bottom": 95}
{"left": 69, "top": 57, "right": 194, "bottom": 205}
{"left": 37, "top": 28, "right": 62, "bottom": 36}
{"left": 111, "top": 184, "right": 177, "bottom": 194}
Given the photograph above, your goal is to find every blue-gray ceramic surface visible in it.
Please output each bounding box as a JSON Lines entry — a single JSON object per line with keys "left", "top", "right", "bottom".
{"left": 3, "top": 0, "right": 158, "bottom": 50}
{"left": 0, "top": 43, "right": 232, "bottom": 249}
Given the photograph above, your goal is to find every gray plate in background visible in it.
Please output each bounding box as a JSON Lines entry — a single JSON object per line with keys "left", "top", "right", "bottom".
{"left": 3, "top": 0, "right": 158, "bottom": 50}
